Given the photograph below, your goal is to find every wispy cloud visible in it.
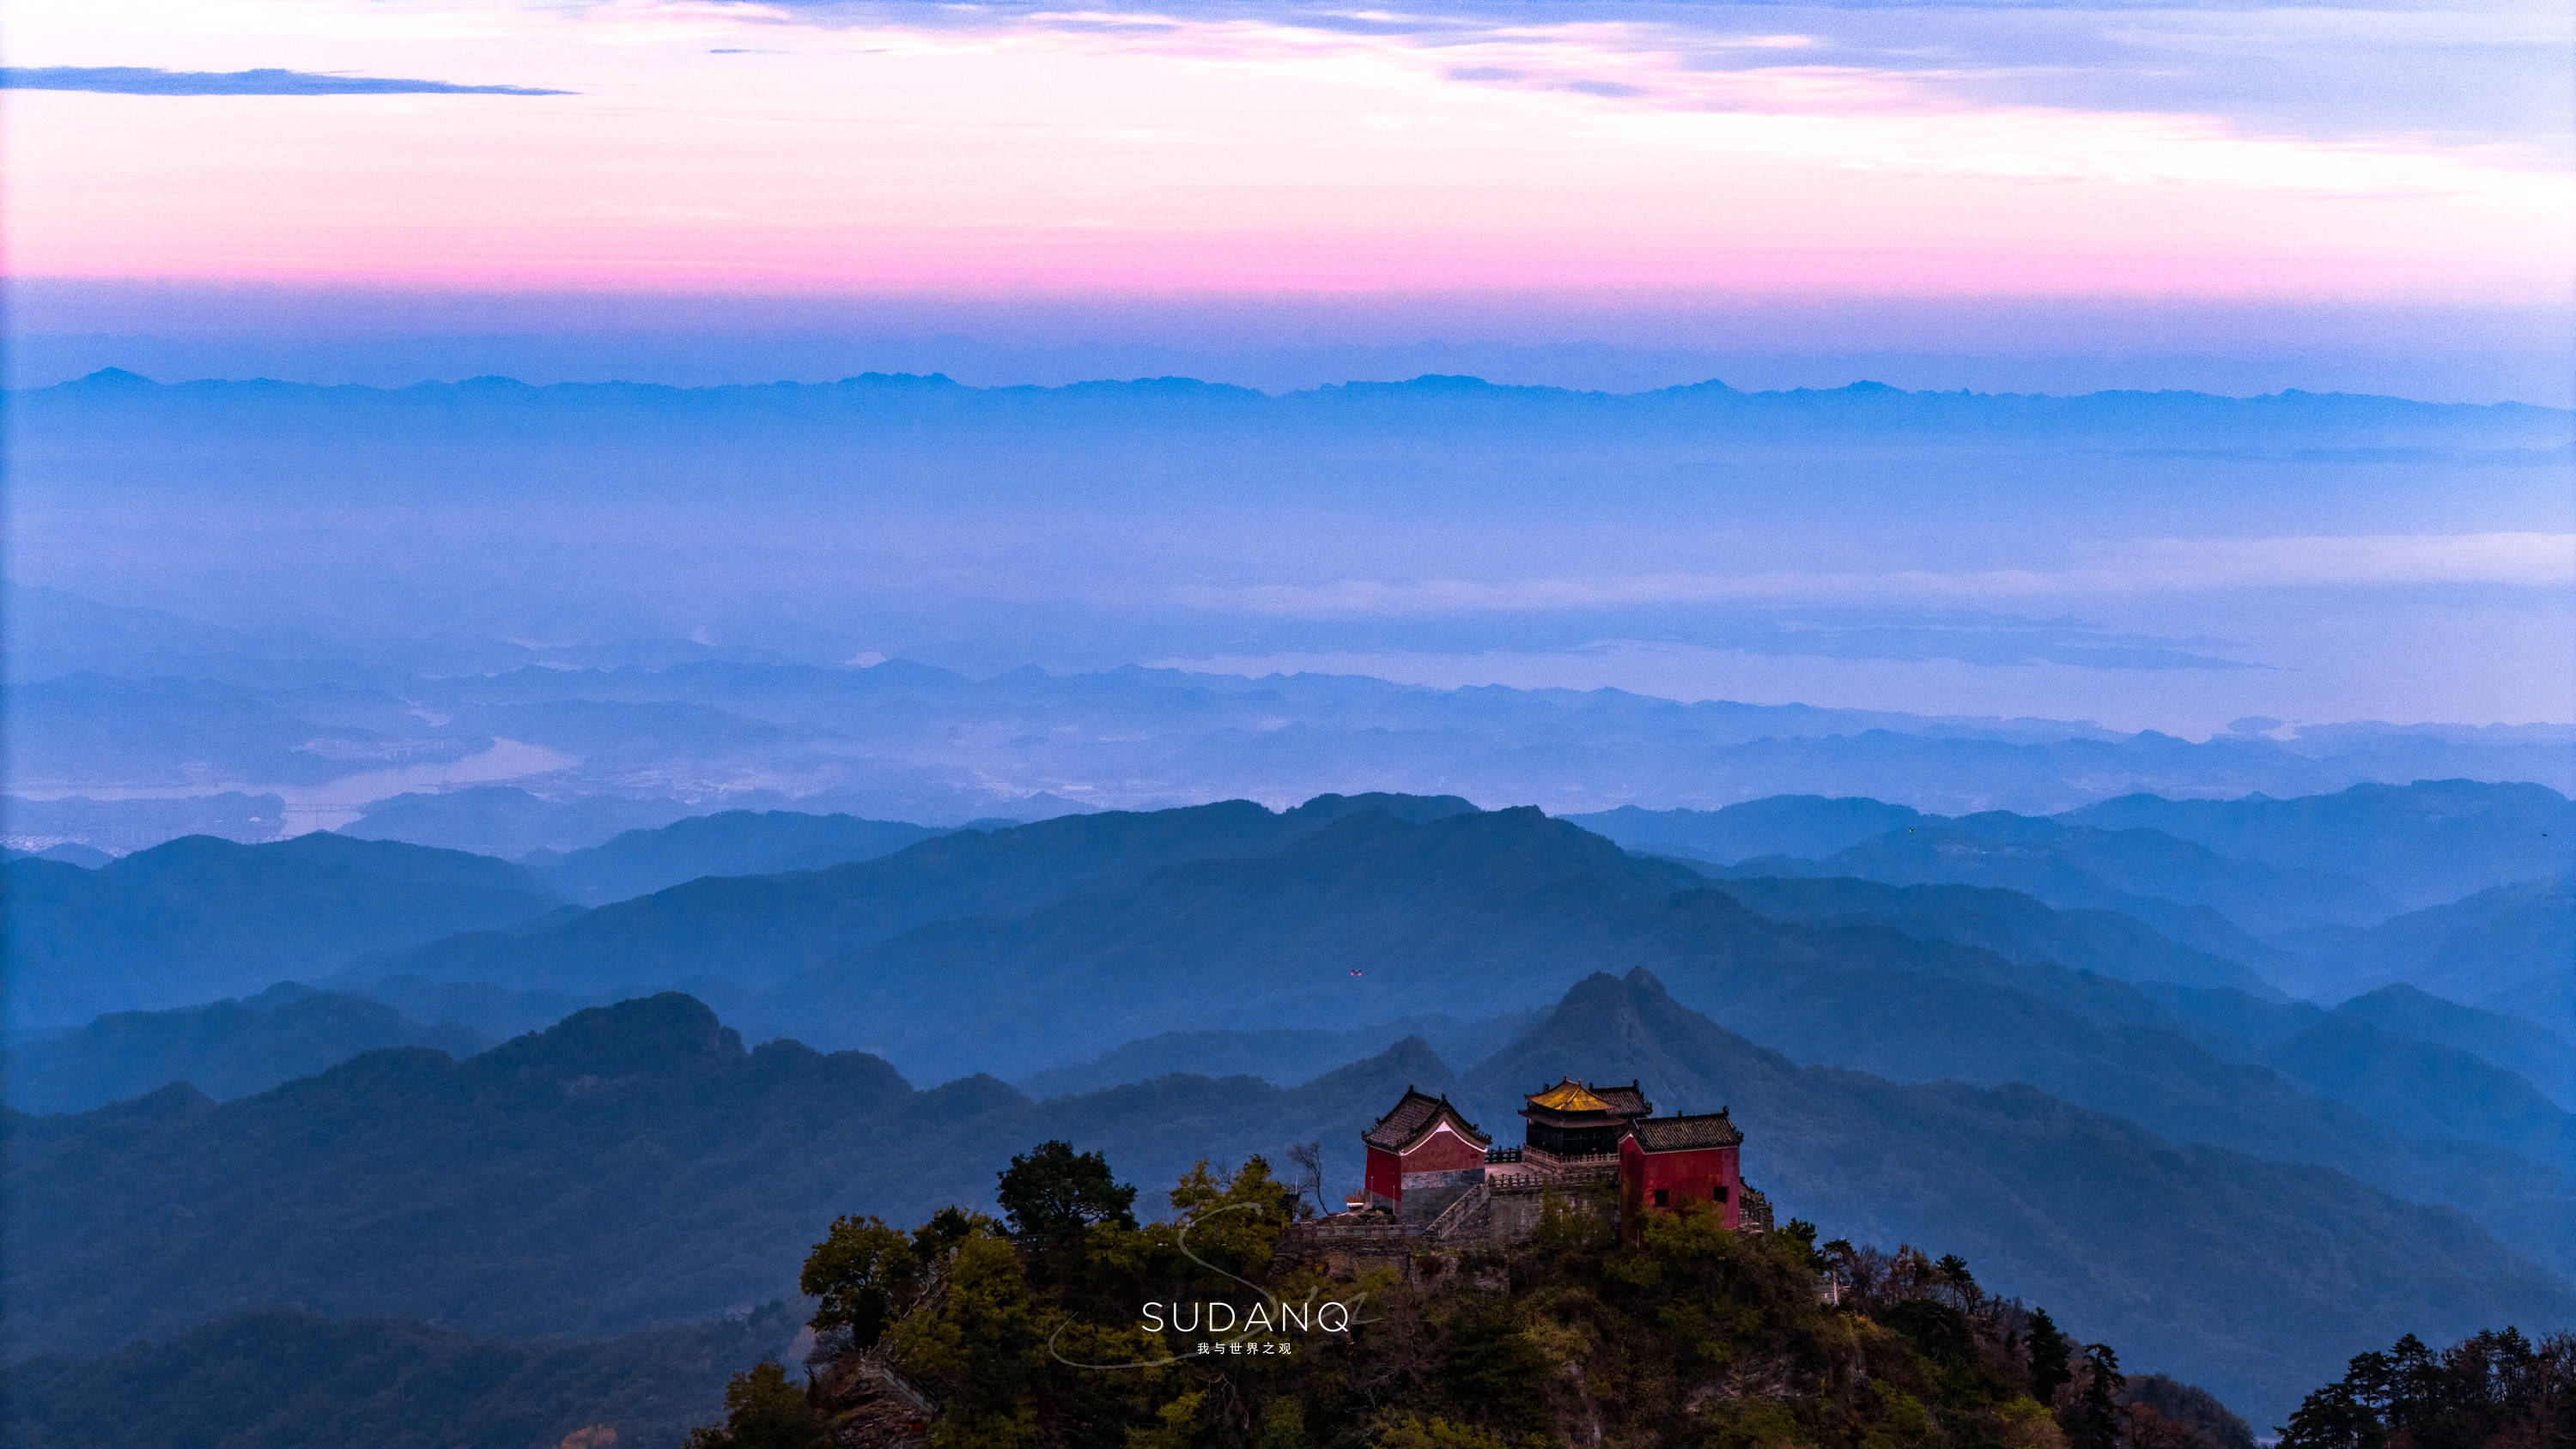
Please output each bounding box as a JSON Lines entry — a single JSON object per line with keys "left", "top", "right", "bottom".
{"left": 773, "top": 0, "right": 2571, "bottom": 153}
{"left": 8, "top": 0, "right": 2561, "bottom": 305}
{"left": 0, "top": 66, "right": 571, "bottom": 96}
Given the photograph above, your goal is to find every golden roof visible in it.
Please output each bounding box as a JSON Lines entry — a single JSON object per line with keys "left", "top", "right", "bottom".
{"left": 1526, "top": 1078, "right": 1614, "bottom": 1113}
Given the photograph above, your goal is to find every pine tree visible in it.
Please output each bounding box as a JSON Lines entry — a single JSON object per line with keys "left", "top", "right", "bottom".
{"left": 2026, "top": 1306, "right": 2074, "bottom": 1405}
{"left": 996, "top": 1140, "right": 1139, "bottom": 1244}
{"left": 2065, "top": 1342, "right": 2126, "bottom": 1449}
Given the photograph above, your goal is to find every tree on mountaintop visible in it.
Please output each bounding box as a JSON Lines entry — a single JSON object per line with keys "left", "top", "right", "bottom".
{"left": 683, "top": 1360, "right": 831, "bottom": 1449}
{"left": 999, "top": 1139, "right": 1139, "bottom": 1245}
{"left": 2277, "top": 1326, "right": 2575, "bottom": 1449}
{"left": 2028, "top": 1307, "right": 2075, "bottom": 1405}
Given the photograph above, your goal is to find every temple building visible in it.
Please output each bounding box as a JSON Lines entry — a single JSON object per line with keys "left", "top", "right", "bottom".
{"left": 1311, "top": 1076, "right": 1773, "bottom": 1257}
{"left": 1514, "top": 1077, "right": 1652, "bottom": 1163}
{"left": 1619, "top": 1110, "right": 1747, "bottom": 1231}
{"left": 1359, "top": 1087, "right": 1492, "bottom": 1221}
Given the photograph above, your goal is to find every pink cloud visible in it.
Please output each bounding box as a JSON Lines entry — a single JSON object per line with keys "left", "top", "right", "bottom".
{"left": 5, "top": 1, "right": 2567, "bottom": 306}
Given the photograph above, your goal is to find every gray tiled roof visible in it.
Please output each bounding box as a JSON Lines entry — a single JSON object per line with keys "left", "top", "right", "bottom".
{"left": 1595, "top": 1082, "right": 1653, "bottom": 1118}
{"left": 1630, "top": 1112, "right": 1744, "bottom": 1151}
{"left": 1363, "top": 1088, "right": 1491, "bottom": 1151}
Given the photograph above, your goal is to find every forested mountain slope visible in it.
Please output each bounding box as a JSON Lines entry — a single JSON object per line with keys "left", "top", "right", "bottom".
{"left": 2062, "top": 779, "right": 2575, "bottom": 910}
{"left": 9, "top": 983, "right": 2566, "bottom": 1424}
{"left": 2281, "top": 876, "right": 2576, "bottom": 1028}
{"left": 2334, "top": 984, "right": 2576, "bottom": 1108}
{"left": 362, "top": 794, "right": 1481, "bottom": 999}
{"left": 1577, "top": 780, "right": 2574, "bottom": 909}
{"left": 5, "top": 984, "right": 485, "bottom": 1115}
{"left": 0, "top": 1305, "right": 800, "bottom": 1449}
{"left": 3, "top": 833, "right": 562, "bottom": 1029}
{"left": 330, "top": 798, "right": 2576, "bottom": 1270}
{"left": 519, "top": 809, "right": 951, "bottom": 906}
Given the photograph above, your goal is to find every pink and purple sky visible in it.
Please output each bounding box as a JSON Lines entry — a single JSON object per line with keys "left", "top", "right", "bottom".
{"left": 4, "top": 4, "right": 2571, "bottom": 730}
{"left": 6, "top": 0, "right": 2572, "bottom": 398}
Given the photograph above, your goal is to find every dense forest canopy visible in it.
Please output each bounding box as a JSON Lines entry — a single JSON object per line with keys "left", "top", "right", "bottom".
{"left": 2278, "top": 1328, "right": 2574, "bottom": 1449}
{"left": 686, "top": 1145, "right": 2262, "bottom": 1449}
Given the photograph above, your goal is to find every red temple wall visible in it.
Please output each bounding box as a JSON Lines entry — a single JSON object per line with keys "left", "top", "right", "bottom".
{"left": 1619, "top": 1140, "right": 1741, "bottom": 1229}
{"left": 1364, "top": 1145, "right": 1401, "bottom": 1203}
{"left": 1400, "top": 1127, "right": 1490, "bottom": 1175}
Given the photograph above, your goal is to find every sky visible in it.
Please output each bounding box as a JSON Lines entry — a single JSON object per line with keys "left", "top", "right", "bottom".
{"left": 5, "top": 0, "right": 2573, "bottom": 400}
{"left": 4, "top": 0, "right": 2571, "bottom": 733}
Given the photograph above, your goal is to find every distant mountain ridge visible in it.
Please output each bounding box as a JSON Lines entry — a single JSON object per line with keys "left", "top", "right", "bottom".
{"left": 3, "top": 834, "right": 564, "bottom": 1031}
{"left": 2334, "top": 984, "right": 2576, "bottom": 1109}
{"left": 1570, "top": 781, "right": 2573, "bottom": 907}
{"left": 1, "top": 841, "right": 113, "bottom": 867}
{"left": 1571, "top": 783, "right": 2575, "bottom": 997}
{"left": 4, "top": 983, "right": 485, "bottom": 1116}
{"left": 2063, "top": 780, "right": 2576, "bottom": 910}
{"left": 519, "top": 809, "right": 952, "bottom": 905}
{"left": 341, "top": 785, "right": 702, "bottom": 859}
{"left": 27, "top": 367, "right": 2571, "bottom": 433}
{"left": 331, "top": 794, "right": 2576, "bottom": 1273}
{"left": 14, "top": 789, "right": 2571, "bottom": 1280}
{"left": 358, "top": 793, "right": 1489, "bottom": 1007}
{"left": 2281, "top": 876, "right": 2576, "bottom": 1031}
{"left": 2258, "top": 1012, "right": 2576, "bottom": 1171}
{"left": 1723, "top": 822, "right": 2348, "bottom": 960}
{"left": 1704, "top": 875, "right": 2280, "bottom": 995}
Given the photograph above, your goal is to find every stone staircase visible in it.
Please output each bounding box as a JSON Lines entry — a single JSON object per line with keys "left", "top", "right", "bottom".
{"left": 1423, "top": 1181, "right": 1492, "bottom": 1241}
{"left": 820, "top": 1349, "right": 935, "bottom": 1447}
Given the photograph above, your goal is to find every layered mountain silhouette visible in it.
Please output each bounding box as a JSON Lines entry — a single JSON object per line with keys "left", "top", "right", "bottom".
{"left": 11, "top": 783, "right": 2571, "bottom": 1428}
{"left": 1, "top": 841, "right": 112, "bottom": 867}
{"left": 2062, "top": 779, "right": 2576, "bottom": 912}
{"left": 349, "top": 974, "right": 605, "bottom": 1042}
{"left": 1574, "top": 780, "right": 2571, "bottom": 918}
{"left": 373, "top": 798, "right": 2576, "bottom": 1271}
{"left": 2333, "top": 984, "right": 2576, "bottom": 1109}
{"left": 5, "top": 983, "right": 486, "bottom": 1115}
{"left": 2258, "top": 1011, "right": 2576, "bottom": 1169}
{"left": 3, "top": 834, "right": 563, "bottom": 1029}
{"left": 518, "top": 809, "right": 951, "bottom": 906}
{"left": 1723, "top": 818, "right": 2381, "bottom": 949}
{"left": 1454, "top": 969, "right": 2574, "bottom": 1422}
{"left": 1570, "top": 796, "right": 1931, "bottom": 866}
{"left": 22, "top": 791, "right": 2567, "bottom": 1274}
{"left": 9, "top": 979, "right": 2568, "bottom": 1424}
{"left": 1704, "top": 875, "right": 2276, "bottom": 994}
{"left": 2279, "top": 876, "right": 2576, "bottom": 1027}
{"left": 750, "top": 804, "right": 1705, "bottom": 1071}
{"left": 340, "top": 785, "right": 702, "bottom": 859}
{"left": 361, "top": 793, "right": 1487, "bottom": 1003}
{"left": 1012, "top": 1009, "right": 1541, "bottom": 1099}
{"left": 1577, "top": 783, "right": 2575, "bottom": 1021}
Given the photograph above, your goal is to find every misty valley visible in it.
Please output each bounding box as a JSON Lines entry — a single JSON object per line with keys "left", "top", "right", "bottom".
{"left": 6, "top": 371, "right": 2573, "bottom": 1449}
{"left": 10, "top": 0, "right": 2575, "bottom": 1427}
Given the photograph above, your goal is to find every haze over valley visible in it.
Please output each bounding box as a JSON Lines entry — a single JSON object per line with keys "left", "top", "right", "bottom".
{"left": 11, "top": 0, "right": 2574, "bottom": 1429}
{"left": 8, "top": 355, "right": 2574, "bottom": 1443}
